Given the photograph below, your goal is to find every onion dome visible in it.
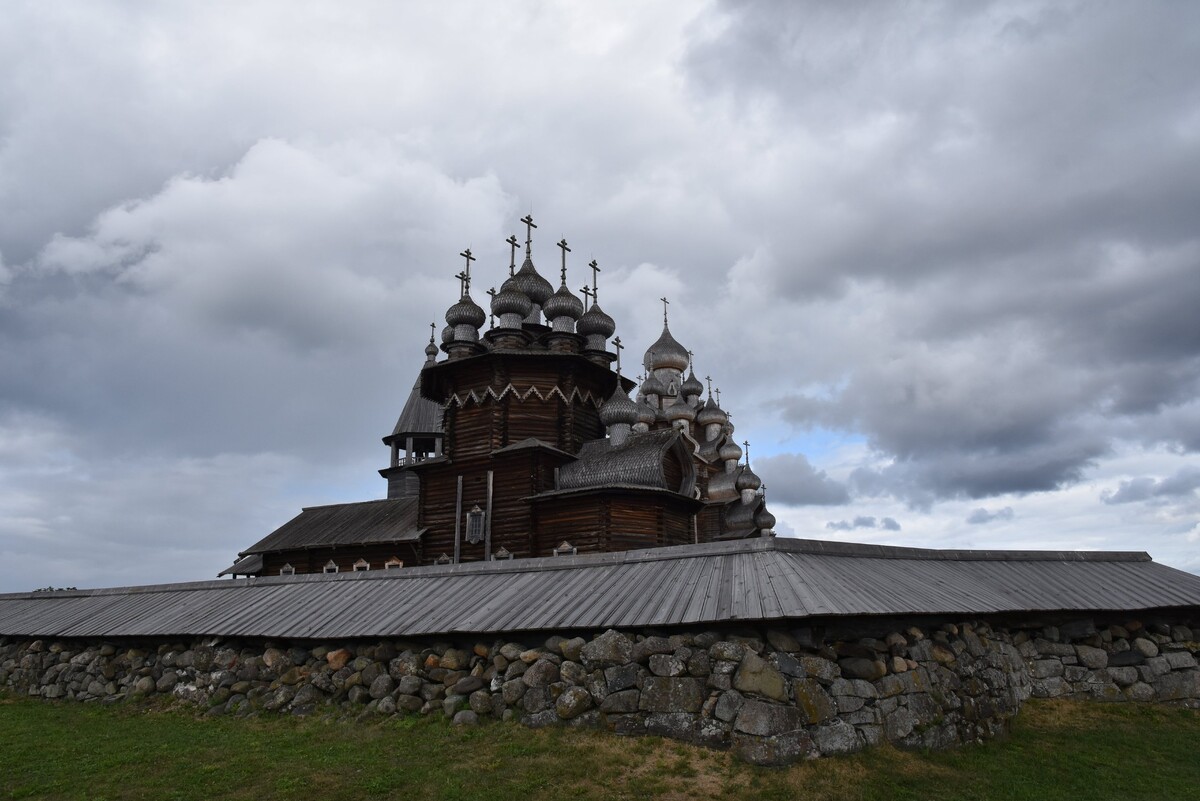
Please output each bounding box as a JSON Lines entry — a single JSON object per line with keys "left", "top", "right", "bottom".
{"left": 445, "top": 293, "right": 486, "bottom": 329}
{"left": 635, "top": 401, "right": 657, "bottom": 428}
{"left": 681, "top": 369, "right": 704, "bottom": 400}
{"left": 424, "top": 339, "right": 439, "bottom": 362}
{"left": 511, "top": 256, "right": 554, "bottom": 306}
{"left": 577, "top": 302, "right": 616, "bottom": 338}
{"left": 663, "top": 398, "right": 696, "bottom": 424}
{"left": 754, "top": 506, "right": 776, "bottom": 531}
{"left": 641, "top": 372, "right": 667, "bottom": 397}
{"left": 491, "top": 285, "right": 532, "bottom": 319}
{"left": 696, "top": 397, "right": 727, "bottom": 428}
{"left": 719, "top": 439, "right": 743, "bottom": 463}
{"left": 543, "top": 282, "right": 584, "bottom": 321}
{"left": 736, "top": 465, "right": 762, "bottom": 493}
{"left": 599, "top": 385, "right": 640, "bottom": 427}
{"left": 644, "top": 324, "right": 689, "bottom": 372}
{"left": 441, "top": 325, "right": 454, "bottom": 345}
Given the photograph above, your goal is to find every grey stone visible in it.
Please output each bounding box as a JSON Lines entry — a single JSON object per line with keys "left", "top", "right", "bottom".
{"left": 769, "top": 652, "right": 805, "bottom": 678}
{"left": 714, "top": 690, "right": 744, "bottom": 722}
{"left": 452, "top": 710, "right": 479, "bottom": 726}
{"left": 559, "top": 660, "right": 587, "bottom": 685}
{"left": 686, "top": 651, "right": 712, "bottom": 677}
{"left": 632, "top": 636, "right": 673, "bottom": 663}
{"left": 1108, "top": 666, "right": 1139, "bottom": 687}
{"left": 369, "top": 674, "right": 395, "bottom": 700}
{"left": 523, "top": 708, "right": 559, "bottom": 728}
{"left": 560, "top": 637, "right": 586, "bottom": 662}
{"left": 1034, "top": 639, "right": 1074, "bottom": 657}
{"left": 645, "top": 712, "right": 698, "bottom": 741}
{"left": 708, "top": 641, "right": 746, "bottom": 662}
{"left": 883, "top": 707, "right": 918, "bottom": 741}
{"left": 798, "top": 656, "right": 840, "bottom": 684}
{"left": 839, "top": 657, "right": 886, "bottom": 681}
{"left": 649, "top": 654, "right": 687, "bottom": 677}
{"left": 395, "top": 694, "right": 424, "bottom": 712}
{"left": 1108, "top": 650, "right": 1144, "bottom": 667}
{"left": 793, "top": 678, "right": 835, "bottom": 724}
{"left": 521, "top": 659, "right": 560, "bottom": 688}
{"left": 442, "top": 694, "right": 468, "bottom": 717}
{"left": 469, "top": 690, "right": 493, "bottom": 716}
{"left": 522, "top": 686, "right": 551, "bottom": 713}
{"left": 640, "top": 677, "right": 704, "bottom": 713}
{"left": 376, "top": 696, "right": 397, "bottom": 715}
{"left": 1075, "top": 645, "right": 1108, "bottom": 670}
{"left": 133, "top": 676, "right": 156, "bottom": 695}
{"left": 555, "top": 686, "right": 593, "bottom": 719}
{"left": 604, "top": 663, "right": 639, "bottom": 693}
{"left": 1124, "top": 682, "right": 1155, "bottom": 702}
{"left": 155, "top": 671, "right": 178, "bottom": 693}
{"left": 733, "top": 652, "right": 788, "bottom": 701}
{"left": 580, "top": 630, "right": 633, "bottom": 670}
{"left": 1030, "top": 677, "right": 1071, "bottom": 698}
{"left": 734, "top": 699, "right": 802, "bottom": 736}
{"left": 1153, "top": 671, "right": 1200, "bottom": 701}
{"left": 290, "top": 684, "right": 323, "bottom": 708}
{"left": 1133, "top": 638, "right": 1159, "bottom": 658}
{"left": 732, "top": 730, "right": 815, "bottom": 766}
{"left": 1164, "top": 651, "right": 1198, "bottom": 670}
{"left": 835, "top": 694, "right": 865, "bottom": 713}
{"left": 812, "top": 720, "right": 862, "bottom": 756}
{"left": 452, "top": 676, "right": 484, "bottom": 695}
{"left": 766, "top": 629, "right": 802, "bottom": 653}
{"left": 1143, "top": 656, "right": 1171, "bottom": 677}
{"left": 1058, "top": 619, "right": 1097, "bottom": 641}
{"left": 395, "top": 675, "right": 422, "bottom": 696}
{"left": 599, "top": 689, "right": 640, "bottom": 713}
{"left": 1030, "top": 659, "right": 1064, "bottom": 679}
{"left": 1170, "top": 625, "right": 1194, "bottom": 642}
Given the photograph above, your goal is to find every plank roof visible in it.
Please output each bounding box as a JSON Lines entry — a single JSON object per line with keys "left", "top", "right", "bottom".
{"left": 233, "top": 498, "right": 423, "bottom": 558}
{"left": 5, "top": 538, "right": 1200, "bottom": 641}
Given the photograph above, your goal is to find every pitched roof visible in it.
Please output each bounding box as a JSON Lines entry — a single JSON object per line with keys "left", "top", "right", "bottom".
{"left": 556, "top": 429, "right": 683, "bottom": 492}
{"left": 236, "top": 498, "right": 423, "bottom": 557}
{"left": 387, "top": 374, "right": 443, "bottom": 440}
{"left": 4, "top": 538, "right": 1200, "bottom": 640}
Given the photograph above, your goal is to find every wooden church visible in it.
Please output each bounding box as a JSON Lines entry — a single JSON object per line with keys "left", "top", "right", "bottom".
{"left": 220, "top": 217, "right": 774, "bottom": 578}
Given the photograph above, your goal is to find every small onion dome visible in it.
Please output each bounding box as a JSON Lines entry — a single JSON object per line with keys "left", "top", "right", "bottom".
{"left": 754, "top": 506, "right": 777, "bottom": 530}
{"left": 445, "top": 293, "right": 486, "bottom": 329}
{"left": 644, "top": 324, "right": 689, "bottom": 372}
{"left": 641, "top": 372, "right": 667, "bottom": 397}
{"left": 577, "top": 302, "right": 616, "bottom": 338}
{"left": 424, "top": 339, "right": 439, "bottom": 361}
{"left": 736, "top": 465, "right": 762, "bottom": 493}
{"left": 441, "top": 324, "right": 454, "bottom": 345}
{"left": 696, "top": 397, "right": 727, "bottom": 428}
{"left": 543, "top": 282, "right": 584, "bottom": 321}
{"left": 511, "top": 256, "right": 554, "bottom": 306}
{"left": 599, "top": 385, "right": 640, "bottom": 427}
{"left": 681, "top": 369, "right": 704, "bottom": 399}
{"left": 636, "top": 401, "right": 657, "bottom": 427}
{"left": 663, "top": 398, "right": 696, "bottom": 423}
{"left": 719, "top": 439, "right": 743, "bottom": 463}
{"left": 491, "top": 285, "right": 532, "bottom": 319}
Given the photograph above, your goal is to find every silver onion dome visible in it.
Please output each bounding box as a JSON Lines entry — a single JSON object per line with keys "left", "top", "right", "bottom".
{"left": 696, "top": 396, "right": 727, "bottom": 428}
{"left": 543, "top": 282, "right": 584, "bottom": 321}
{"left": 641, "top": 372, "right": 667, "bottom": 397}
{"left": 644, "top": 324, "right": 689, "bottom": 372}
{"left": 635, "top": 400, "right": 657, "bottom": 427}
{"left": 681, "top": 369, "right": 704, "bottom": 400}
{"left": 577, "top": 302, "right": 616, "bottom": 338}
{"left": 599, "top": 385, "right": 640, "bottom": 427}
{"left": 511, "top": 256, "right": 554, "bottom": 306}
{"left": 719, "top": 439, "right": 743, "bottom": 463}
{"left": 663, "top": 398, "right": 697, "bottom": 423}
{"left": 491, "top": 285, "right": 533, "bottom": 319}
{"left": 425, "top": 339, "right": 439, "bottom": 361}
{"left": 735, "top": 465, "right": 762, "bottom": 493}
{"left": 754, "top": 506, "right": 776, "bottom": 531}
{"left": 441, "top": 325, "right": 454, "bottom": 345}
{"left": 445, "top": 293, "right": 486, "bottom": 329}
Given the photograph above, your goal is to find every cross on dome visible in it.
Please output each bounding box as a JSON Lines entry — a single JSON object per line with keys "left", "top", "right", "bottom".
{"left": 557, "top": 238, "right": 571, "bottom": 283}
{"left": 613, "top": 336, "right": 624, "bottom": 374}
{"left": 429, "top": 322, "right": 436, "bottom": 343}
{"left": 459, "top": 248, "right": 475, "bottom": 288}
{"left": 580, "top": 284, "right": 593, "bottom": 311}
{"left": 589, "top": 260, "right": 601, "bottom": 300}
{"left": 455, "top": 270, "right": 468, "bottom": 295}
{"left": 660, "top": 296, "right": 670, "bottom": 325}
{"left": 521, "top": 214, "right": 537, "bottom": 254}
{"left": 486, "top": 287, "right": 497, "bottom": 326}
{"left": 506, "top": 235, "right": 519, "bottom": 275}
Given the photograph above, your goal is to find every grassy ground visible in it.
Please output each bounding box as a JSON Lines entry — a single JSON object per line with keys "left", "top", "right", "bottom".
{"left": 2, "top": 695, "right": 1198, "bottom": 801}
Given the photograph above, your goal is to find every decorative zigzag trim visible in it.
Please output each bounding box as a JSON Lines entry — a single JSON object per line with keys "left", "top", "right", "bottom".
{"left": 444, "top": 383, "right": 605, "bottom": 409}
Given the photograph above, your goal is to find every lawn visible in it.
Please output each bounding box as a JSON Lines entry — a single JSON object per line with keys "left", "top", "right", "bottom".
{"left": 1, "top": 695, "right": 1197, "bottom": 801}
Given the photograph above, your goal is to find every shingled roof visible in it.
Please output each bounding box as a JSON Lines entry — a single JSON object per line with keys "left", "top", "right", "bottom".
{"left": 556, "top": 429, "right": 690, "bottom": 492}
{"left": 6, "top": 538, "right": 1200, "bottom": 641}
{"left": 231, "top": 498, "right": 423, "bottom": 562}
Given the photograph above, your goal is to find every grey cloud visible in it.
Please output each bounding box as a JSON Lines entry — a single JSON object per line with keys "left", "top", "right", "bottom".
{"left": 755, "top": 453, "right": 849, "bottom": 506}
{"left": 826, "top": 515, "right": 900, "bottom": 532}
{"left": 1103, "top": 468, "right": 1200, "bottom": 506}
{"left": 966, "top": 507, "right": 1015, "bottom": 525}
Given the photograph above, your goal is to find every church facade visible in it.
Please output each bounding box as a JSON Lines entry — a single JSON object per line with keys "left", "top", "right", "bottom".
{"left": 221, "top": 218, "right": 773, "bottom": 578}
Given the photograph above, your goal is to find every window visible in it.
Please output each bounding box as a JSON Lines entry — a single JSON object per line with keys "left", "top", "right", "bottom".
{"left": 552, "top": 541, "right": 578, "bottom": 557}
{"left": 492, "top": 547, "right": 513, "bottom": 561}
{"left": 465, "top": 505, "right": 485, "bottom": 544}
{"left": 384, "top": 558, "right": 404, "bottom": 570}
{"left": 323, "top": 560, "right": 339, "bottom": 574}
{"left": 353, "top": 559, "right": 370, "bottom": 572}
{"left": 434, "top": 553, "right": 452, "bottom": 565}
{"left": 280, "top": 563, "right": 295, "bottom": 576}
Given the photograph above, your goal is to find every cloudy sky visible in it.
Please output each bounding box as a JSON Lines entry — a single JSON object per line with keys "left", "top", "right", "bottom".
{"left": 2, "top": 1, "right": 1198, "bottom": 591}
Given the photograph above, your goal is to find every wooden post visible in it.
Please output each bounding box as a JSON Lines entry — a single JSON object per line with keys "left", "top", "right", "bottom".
{"left": 484, "top": 470, "right": 494, "bottom": 561}
{"left": 454, "top": 476, "right": 463, "bottom": 564}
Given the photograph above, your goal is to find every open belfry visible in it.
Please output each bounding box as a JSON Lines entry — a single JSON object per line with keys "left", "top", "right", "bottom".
{"left": 221, "top": 216, "right": 775, "bottom": 577}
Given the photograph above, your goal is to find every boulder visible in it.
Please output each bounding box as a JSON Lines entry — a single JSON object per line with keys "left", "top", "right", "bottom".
{"left": 733, "top": 652, "right": 788, "bottom": 701}
{"left": 580, "top": 630, "right": 633, "bottom": 670}
{"left": 555, "top": 686, "right": 593, "bottom": 719}
{"left": 639, "top": 677, "right": 704, "bottom": 713}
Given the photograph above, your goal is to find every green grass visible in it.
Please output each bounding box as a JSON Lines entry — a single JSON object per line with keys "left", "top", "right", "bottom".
{"left": 1, "top": 695, "right": 1198, "bottom": 801}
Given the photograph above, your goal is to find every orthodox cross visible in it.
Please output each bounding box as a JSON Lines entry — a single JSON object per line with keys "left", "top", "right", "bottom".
{"left": 429, "top": 322, "right": 436, "bottom": 343}
{"left": 743, "top": 440, "right": 751, "bottom": 466}
{"left": 660, "top": 296, "right": 670, "bottom": 325}
{"left": 557, "top": 238, "right": 571, "bottom": 284}
{"left": 580, "top": 284, "right": 593, "bottom": 311}
{"left": 705, "top": 375, "right": 713, "bottom": 397}
{"left": 715, "top": 387, "right": 722, "bottom": 406}
{"left": 486, "top": 287, "right": 497, "bottom": 327}
{"left": 459, "top": 248, "right": 475, "bottom": 290}
{"left": 613, "top": 336, "right": 624, "bottom": 374}
{"left": 455, "top": 270, "right": 468, "bottom": 296}
{"left": 589, "top": 260, "right": 601, "bottom": 301}
{"left": 687, "top": 349, "right": 695, "bottom": 370}
{"left": 521, "top": 214, "right": 537, "bottom": 254}
{"left": 506, "top": 235, "right": 520, "bottom": 276}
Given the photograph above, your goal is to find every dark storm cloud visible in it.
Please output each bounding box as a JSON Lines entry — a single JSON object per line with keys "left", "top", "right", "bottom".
{"left": 1102, "top": 468, "right": 1200, "bottom": 506}
{"left": 755, "top": 453, "right": 849, "bottom": 506}
{"left": 966, "top": 507, "right": 1014, "bottom": 525}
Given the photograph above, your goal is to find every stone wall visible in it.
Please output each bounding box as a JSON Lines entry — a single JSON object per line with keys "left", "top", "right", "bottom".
{"left": 2, "top": 614, "right": 1198, "bottom": 765}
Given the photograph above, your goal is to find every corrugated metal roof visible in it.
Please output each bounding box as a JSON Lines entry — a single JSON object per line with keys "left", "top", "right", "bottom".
{"left": 237, "top": 498, "right": 422, "bottom": 556}
{"left": 3, "top": 537, "right": 1200, "bottom": 640}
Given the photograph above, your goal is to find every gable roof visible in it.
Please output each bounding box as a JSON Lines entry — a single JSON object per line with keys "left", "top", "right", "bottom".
{"left": 556, "top": 429, "right": 690, "bottom": 493}
{"left": 4, "top": 538, "right": 1200, "bottom": 641}
{"left": 235, "top": 498, "right": 423, "bottom": 558}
